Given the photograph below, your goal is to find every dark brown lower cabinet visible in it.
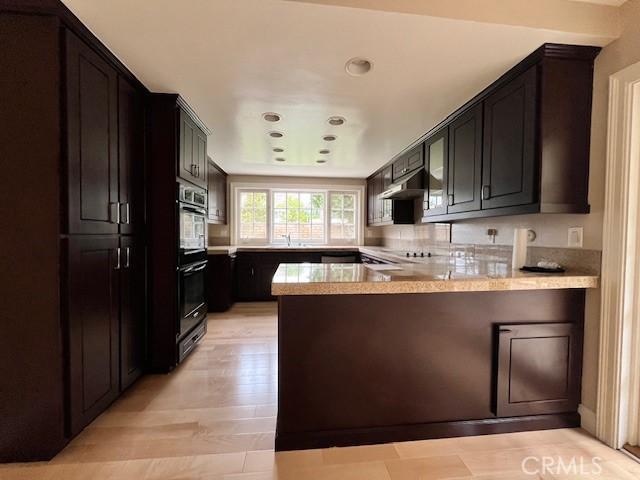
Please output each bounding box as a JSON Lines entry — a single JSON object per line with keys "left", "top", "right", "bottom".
{"left": 276, "top": 290, "right": 584, "bottom": 450}
{"left": 207, "top": 254, "right": 235, "bottom": 312}
{"left": 495, "top": 322, "right": 581, "bottom": 417}
{"left": 67, "top": 236, "right": 120, "bottom": 436}
{"left": 234, "top": 251, "right": 361, "bottom": 301}
{"left": 119, "top": 236, "right": 146, "bottom": 390}
{"left": 235, "top": 254, "right": 285, "bottom": 301}
{"left": 67, "top": 236, "right": 147, "bottom": 435}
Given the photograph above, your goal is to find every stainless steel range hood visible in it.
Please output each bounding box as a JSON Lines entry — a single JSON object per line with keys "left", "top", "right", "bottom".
{"left": 378, "top": 168, "right": 425, "bottom": 200}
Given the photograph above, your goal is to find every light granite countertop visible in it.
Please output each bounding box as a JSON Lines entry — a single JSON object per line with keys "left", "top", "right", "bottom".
{"left": 207, "top": 245, "right": 435, "bottom": 263}
{"left": 207, "top": 245, "right": 363, "bottom": 255}
{"left": 271, "top": 261, "right": 599, "bottom": 296}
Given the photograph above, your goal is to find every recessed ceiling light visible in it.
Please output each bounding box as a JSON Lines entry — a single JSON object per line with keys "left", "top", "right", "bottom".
{"left": 263, "top": 112, "right": 282, "bottom": 122}
{"left": 273, "top": 147, "right": 284, "bottom": 153}
{"left": 275, "top": 157, "right": 286, "bottom": 162}
{"left": 328, "top": 116, "right": 346, "bottom": 126}
{"left": 345, "top": 57, "right": 373, "bottom": 76}
{"left": 269, "top": 131, "right": 284, "bottom": 138}
{"left": 316, "top": 159, "right": 327, "bottom": 164}
{"left": 323, "top": 135, "right": 337, "bottom": 141}
{"left": 318, "top": 149, "right": 330, "bottom": 155}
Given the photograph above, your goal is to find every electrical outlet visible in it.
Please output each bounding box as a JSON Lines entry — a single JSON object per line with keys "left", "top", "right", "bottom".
{"left": 568, "top": 227, "right": 583, "bottom": 248}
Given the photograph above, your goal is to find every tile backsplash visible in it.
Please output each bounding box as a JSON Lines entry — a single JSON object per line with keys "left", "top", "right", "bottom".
{"left": 374, "top": 222, "right": 601, "bottom": 274}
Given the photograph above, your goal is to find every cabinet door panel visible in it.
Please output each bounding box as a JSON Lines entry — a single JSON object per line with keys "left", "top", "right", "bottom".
{"left": 207, "top": 160, "right": 219, "bottom": 221}
{"left": 234, "top": 259, "right": 256, "bottom": 301}
{"left": 496, "top": 322, "right": 580, "bottom": 417}
{"left": 256, "top": 262, "right": 279, "bottom": 301}
{"left": 218, "top": 171, "right": 227, "bottom": 223}
{"left": 118, "top": 76, "right": 145, "bottom": 235}
{"left": 195, "top": 129, "right": 208, "bottom": 188}
{"left": 423, "top": 128, "right": 448, "bottom": 217}
{"left": 447, "top": 104, "right": 482, "bottom": 214}
{"left": 382, "top": 165, "right": 393, "bottom": 192}
{"left": 375, "top": 171, "right": 384, "bottom": 222}
{"left": 120, "top": 236, "right": 146, "bottom": 390}
{"left": 180, "top": 110, "right": 195, "bottom": 182}
{"left": 406, "top": 144, "right": 424, "bottom": 173}
{"left": 392, "top": 157, "right": 407, "bottom": 181}
{"left": 367, "top": 178, "right": 375, "bottom": 225}
{"left": 67, "top": 236, "right": 120, "bottom": 435}
{"left": 66, "top": 31, "right": 118, "bottom": 234}
{"left": 482, "top": 66, "right": 537, "bottom": 209}
{"left": 179, "top": 109, "right": 207, "bottom": 188}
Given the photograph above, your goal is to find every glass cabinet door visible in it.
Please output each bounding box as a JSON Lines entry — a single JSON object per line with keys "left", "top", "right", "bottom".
{"left": 424, "top": 128, "right": 448, "bottom": 217}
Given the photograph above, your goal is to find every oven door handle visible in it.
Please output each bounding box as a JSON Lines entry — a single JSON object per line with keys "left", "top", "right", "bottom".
{"left": 182, "top": 261, "right": 208, "bottom": 274}
{"left": 190, "top": 264, "right": 207, "bottom": 273}
{"left": 181, "top": 205, "right": 207, "bottom": 215}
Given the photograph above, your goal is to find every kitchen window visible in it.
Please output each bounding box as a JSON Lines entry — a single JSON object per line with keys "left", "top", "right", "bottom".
{"left": 272, "top": 191, "right": 325, "bottom": 244}
{"left": 235, "top": 187, "right": 361, "bottom": 245}
{"left": 238, "top": 190, "right": 268, "bottom": 243}
{"left": 329, "top": 192, "right": 357, "bottom": 242}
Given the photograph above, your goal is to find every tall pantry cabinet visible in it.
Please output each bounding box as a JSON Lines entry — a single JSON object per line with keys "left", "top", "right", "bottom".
{"left": 1, "top": 2, "right": 148, "bottom": 462}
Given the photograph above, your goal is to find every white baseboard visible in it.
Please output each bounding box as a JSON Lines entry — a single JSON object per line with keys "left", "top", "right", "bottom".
{"left": 579, "top": 404, "right": 597, "bottom": 435}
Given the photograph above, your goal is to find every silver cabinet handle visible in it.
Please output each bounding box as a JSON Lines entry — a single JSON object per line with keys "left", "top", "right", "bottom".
{"left": 448, "top": 194, "right": 454, "bottom": 206}
{"left": 120, "top": 202, "right": 131, "bottom": 225}
{"left": 110, "top": 202, "right": 121, "bottom": 224}
{"left": 482, "top": 185, "right": 491, "bottom": 200}
{"left": 124, "top": 247, "right": 131, "bottom": 269}
{"left": 114, "top": 247, "right": 121, "bottom": 270}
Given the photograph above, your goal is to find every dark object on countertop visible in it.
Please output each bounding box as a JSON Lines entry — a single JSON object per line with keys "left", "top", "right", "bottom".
{"left": 520, "top": 266, "right": 566, "bottom": 273}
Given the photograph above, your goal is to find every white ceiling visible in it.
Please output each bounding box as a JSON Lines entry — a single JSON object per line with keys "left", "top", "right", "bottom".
{"left": 62, "top": 0, "right": 616, "bottom": 178}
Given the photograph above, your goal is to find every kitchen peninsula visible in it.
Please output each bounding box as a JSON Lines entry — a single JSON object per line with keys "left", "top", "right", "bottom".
{"left": 272, "top": 259, "right": 598, "bottom": 451}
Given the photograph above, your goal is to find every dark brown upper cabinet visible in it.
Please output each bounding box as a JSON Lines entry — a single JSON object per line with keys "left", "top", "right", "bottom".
{"left": 179, "top": 109, "right": 208, "bottom": 189}
{"left": 381, "top": 166, "right": 393, "bottom": 222}
{"left": 366, "top": 170, "right": 413, "bottom": 226}
{"left": 65, "top": 30, "right": 119, "bottom": 235}
{"left": 366, "top": 176, "right": 375, "bottom": 225}
{"left": 66, "top": 30, "right": 146, "bottom": 236}
{"left": 364, "top": 44, "right": 599, "bottom": 224}
{"left": 482, "top": 66, "right": 537, "bottom": 210}
{"left": 66, "top": 236, "right": 120, "bottom": 436}
{"left": 495, "top": 323, "right": 581, "bottom": 417}
{"left": 392, "top": 143, "right": 424, "bottom": 182}
{"left": 207, "top": 158, "right": 228, "bottom": 224}
{"left": 447, "top": 104, "right": 482, "bottom": 214}
{"left": 423, "top": 127, "right": 448, "bottom": 218}
{"left": 117, "top": 76, "right": 145, "bottom": 235}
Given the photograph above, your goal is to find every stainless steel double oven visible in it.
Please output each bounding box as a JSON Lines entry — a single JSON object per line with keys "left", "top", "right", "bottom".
{"left": 177, "top": 183, "right": 208, "bottom": 361}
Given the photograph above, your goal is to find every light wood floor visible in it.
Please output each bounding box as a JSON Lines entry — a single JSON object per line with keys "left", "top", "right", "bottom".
{"left": 2, "top": 302, "right": 640, "bottom": 479}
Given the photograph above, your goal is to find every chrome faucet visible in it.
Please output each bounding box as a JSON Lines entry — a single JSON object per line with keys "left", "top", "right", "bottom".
{"left": 281, "top": 233, "right": 291, "bottom": 246}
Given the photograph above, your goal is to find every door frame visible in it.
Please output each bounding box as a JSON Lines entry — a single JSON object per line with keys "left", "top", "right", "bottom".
{"left": 597, "top": 60, "right": 640, "bottom": 449}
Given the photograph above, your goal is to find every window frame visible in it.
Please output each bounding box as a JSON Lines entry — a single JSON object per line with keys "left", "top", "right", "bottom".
{"left": 231, "top": 183, "right": 363, "bottom": 246}
{"left": 270, "top": 189, "right": 328, "bottom": 245}
{"left": 236, "top": 189, "right": 270, "bottom": 245}
{"left": 328, "top": 190, "right": 359, "bottom": 245}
